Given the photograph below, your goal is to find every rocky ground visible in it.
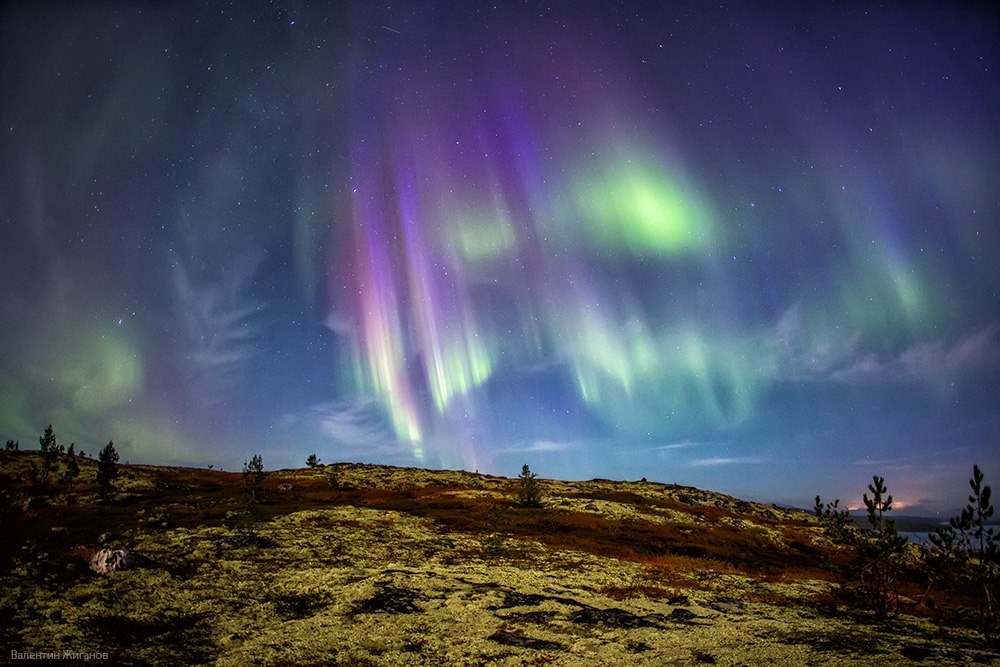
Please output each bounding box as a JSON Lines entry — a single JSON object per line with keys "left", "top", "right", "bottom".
{"left": 1, "top": 453, "right": 997, "bottom": 666}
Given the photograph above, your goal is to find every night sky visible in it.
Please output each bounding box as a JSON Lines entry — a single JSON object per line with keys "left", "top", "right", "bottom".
{"left": 2, "top": 2, "right": 998, "bottom": 513}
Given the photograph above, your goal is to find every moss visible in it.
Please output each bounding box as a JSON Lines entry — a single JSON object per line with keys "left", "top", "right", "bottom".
{"left": 770, "top": 625, "right": 894, "bottom": 657}
{"left": 0, "top": 457, "right": 997, "bottom": 666}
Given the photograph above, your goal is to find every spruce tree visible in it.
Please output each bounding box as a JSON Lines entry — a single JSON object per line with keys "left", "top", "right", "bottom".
{"left": 96, "top": 441, "right": 120, "bottom": 501}
{"left": 857, "top": 475, "right": 908, "bottom": 620}
{"left": 65, "top": 442, "right": 80, "bottom": 490}
{"left": 930, "top": 465, "right": 998, "bottom": 639}
{"left": 38, "top": 424, "right": 58, "bottom": 486}
{"left": 243, "top": 454, "right": 267, "bottom": 505}
{"left": 516, "top": 463, "right": 543, "bottom": 508}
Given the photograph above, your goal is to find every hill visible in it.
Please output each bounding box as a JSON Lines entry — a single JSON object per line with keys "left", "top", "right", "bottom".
{"left": 0, "top": 453, "right": 996, "bottom": 665}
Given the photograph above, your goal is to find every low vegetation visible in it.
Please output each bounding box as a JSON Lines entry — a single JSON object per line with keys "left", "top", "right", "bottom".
{"left": 817, "top": 466, "right": 999, "bottom": 643}
{"left": 929, "top": 465, "right": 999, "bottom": 640}
{"left": 1, "top": 424, "right": 998, "bottom": 664}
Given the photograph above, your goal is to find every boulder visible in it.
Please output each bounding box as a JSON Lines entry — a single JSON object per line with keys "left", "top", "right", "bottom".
{"left": 22, "top": 496, "right": 47, "bottom": 512}
{"left": 708, "top": 597, "right": 746, "bottom": 614}
{"left": 89, "top": 548, "right": 140, "bottom": 575}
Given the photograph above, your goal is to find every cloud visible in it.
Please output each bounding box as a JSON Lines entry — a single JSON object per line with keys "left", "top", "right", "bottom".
{"left": 760, "top": 305, "right": 864, "bottom": 382}
{"left": 277, "top": 399, "right": 421, "bottom": 465}
{"left": 170, "top": 250, "right": 265, "bottom": 405}
{"left": 850, "top": 457, "right": 914, "bottom": 471}
{"left": 830, "top": 325, "right": 1000, "bottom": 383}
{"left": 761, "top": 305, "right": 1000, "bottom": 386}
{"left": 499, "top": 440, "right": 579, "bottom": 454}
{"left": 687, "top": 457, "right": 765, "bottom": 467}
{"left": 653, "top": 440, "right": 724, "bottom": 451}
{"left": 323, "top": 310, "right": 355, "bottom": 336}
{"left": 314, "top": 400, "right": 395, "bottom": 447}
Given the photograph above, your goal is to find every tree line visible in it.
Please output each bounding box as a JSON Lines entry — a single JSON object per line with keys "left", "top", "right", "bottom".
{"left": 816, "top": 466, "right": 998, "bottom": 640}
{"left": 3, "top": 424, "right": 120, "bottom": 501}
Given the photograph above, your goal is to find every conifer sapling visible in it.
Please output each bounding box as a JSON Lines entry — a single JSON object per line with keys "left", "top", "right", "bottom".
{"left": 243, "top": 454, "right": 267, "bottom": 506}
{"left": 516, "top": 463, "right": 542, "bottom": 508}
{"left": 97, "top": 441, "right": 120, "bottom": 501}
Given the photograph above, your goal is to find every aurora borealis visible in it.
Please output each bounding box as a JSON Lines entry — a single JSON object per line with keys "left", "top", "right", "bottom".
{"left": 2, "top": 2, "right": 998, "bottom": 512}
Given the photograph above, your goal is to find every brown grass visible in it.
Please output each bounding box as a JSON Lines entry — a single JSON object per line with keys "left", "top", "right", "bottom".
{"left": 3, "top": 454, "right": 970, "bottom": 626}
{"left": 598, "top": 584, "right": 681, "bottom": 601}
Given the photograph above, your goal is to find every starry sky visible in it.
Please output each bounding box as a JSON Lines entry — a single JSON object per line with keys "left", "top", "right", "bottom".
{"left": 2, "top": 1, "right": 998, "bottom": 514}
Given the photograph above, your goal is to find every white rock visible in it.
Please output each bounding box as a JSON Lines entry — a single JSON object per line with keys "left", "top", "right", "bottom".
{"left": 89, "top": 548, "right": 138, "bottom": 575}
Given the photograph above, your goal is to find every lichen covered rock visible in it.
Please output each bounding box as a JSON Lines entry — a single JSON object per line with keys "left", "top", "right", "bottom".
{"left": 89, "top": 548, "right": 140, "bottom": 575}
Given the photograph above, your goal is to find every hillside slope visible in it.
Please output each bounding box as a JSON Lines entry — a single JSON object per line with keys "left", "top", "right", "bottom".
{"left": 0, "top": 454, "right": 996, "bottom": 665}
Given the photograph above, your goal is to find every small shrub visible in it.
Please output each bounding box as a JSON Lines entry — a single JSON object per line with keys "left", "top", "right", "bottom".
{"left": 306, "top": 453, "right": 321, "bottom": 468}
{"left": 482, "top": 503, "right": 510, "bottom": 557}
{"left": 515, "top": 464, "right": 542, "bottom": 508}
{"left": 814, "top": 495, "right": 852, "bottom": 541}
